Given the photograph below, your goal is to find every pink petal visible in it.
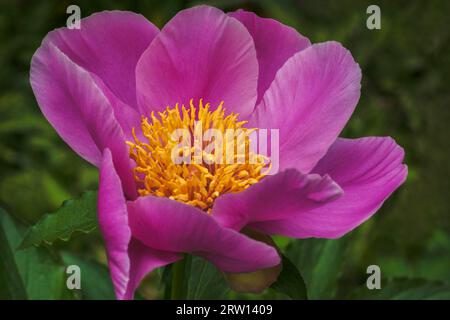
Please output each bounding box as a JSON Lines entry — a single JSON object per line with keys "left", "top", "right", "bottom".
{"left": 30, "top": 43, "right": 136, "bottom": 198}
{"left": 136, "top": 5, "right": 258, "bottom": 118}
{"left": 224, "top": 229, "right": 281, "bottom": 294}
{"left": 46, "top": 10, "right": 158, "bottom": 110}
{"left": 124, "top": 239, "right": 180, "bottom": 300}
{"left": 98, "top": 150, "right": 179, "bottom": 300}
{"left": 252, "top": 137, "right": 407, "bottom": 238}
{"left": 212, "top": 169, "right": 343, "bottom": 233}
{"left": 229, "top": 9, "right": 310, "bottom": 104}
{"left": 127, "top": 195, "right": 280, "bottom": 273}
{"left": 92, "top": 79, "right": 142, "bottom": 141}
{"left": 250, "top": 41, "right": 362, "bottom": 173}
{"left": 98, "top": 149, "right": 131, "bottom": 299}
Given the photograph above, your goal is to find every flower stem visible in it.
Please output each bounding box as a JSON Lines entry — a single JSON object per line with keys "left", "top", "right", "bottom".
{"left": 171, "top": 256, "right": 186, "bottom": 300}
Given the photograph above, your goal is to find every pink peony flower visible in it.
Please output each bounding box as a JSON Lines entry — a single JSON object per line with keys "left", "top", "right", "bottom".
{"left": 30, "top": 6, "right": 407, "bottom": 299}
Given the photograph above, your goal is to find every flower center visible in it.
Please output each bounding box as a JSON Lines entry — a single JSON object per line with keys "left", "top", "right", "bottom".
{"left": 127, "top": 99, "right": 269, "bottom": 213}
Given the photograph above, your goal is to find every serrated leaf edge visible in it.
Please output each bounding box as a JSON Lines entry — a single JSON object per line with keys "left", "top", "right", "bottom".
{"left": 18, "top": 191, "right": 98, "bottom": 250}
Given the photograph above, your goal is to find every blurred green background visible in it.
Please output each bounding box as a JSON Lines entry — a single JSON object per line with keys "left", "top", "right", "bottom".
{"left": 0, "top": 0, "right": 449, "bottom": 299}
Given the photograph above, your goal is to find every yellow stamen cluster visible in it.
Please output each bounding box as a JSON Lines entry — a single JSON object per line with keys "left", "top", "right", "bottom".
{"left": 127, "top": 100, "right": 269, "bottom": 213}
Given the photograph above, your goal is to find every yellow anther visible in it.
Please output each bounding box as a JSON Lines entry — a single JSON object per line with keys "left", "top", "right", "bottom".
{"left": 127, "top": 99, "right": 268, "bottom": 213}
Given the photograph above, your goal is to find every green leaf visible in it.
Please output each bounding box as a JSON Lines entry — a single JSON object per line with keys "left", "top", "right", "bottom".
{"left": 61, "top": 252, "right": 115, "bottom": 300}
{"left": 186, "top": 256, "right": 230, "bottom": 299}
{"left": 351, "top": 278, "right": 450, "bottom": 300}
{"left": 0, "top": 170, "right": 70, "bottom": 224}
{"left": 271, "top": 255, "right": 307, "bottom": 300}
{"left": 0, "top": 207, "right": 74, "bottom": 299}
{"left": 0, "top": 208, "right": 27, "bottom": 299}
{"left": 286, "top": 237, "right": 349, "bottom": 299}
{"left": 160, "top": 265, "right": 173, "bottom": 300}
{"left": 19, "top": 191, "right": 98, "bottom": 249}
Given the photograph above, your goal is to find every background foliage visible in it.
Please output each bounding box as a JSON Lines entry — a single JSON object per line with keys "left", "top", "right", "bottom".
{"left": 0, "top": 0, "right": 449, "bottom": 299}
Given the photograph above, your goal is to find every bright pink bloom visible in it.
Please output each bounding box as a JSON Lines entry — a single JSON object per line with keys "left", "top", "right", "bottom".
{"left": 30, "top": 6, "right": 407, "bottom": 299}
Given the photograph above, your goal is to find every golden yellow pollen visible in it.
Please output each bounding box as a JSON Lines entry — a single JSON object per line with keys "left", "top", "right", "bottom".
{"left": 126, "top": 99, "right": 269, "bottom": 213}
